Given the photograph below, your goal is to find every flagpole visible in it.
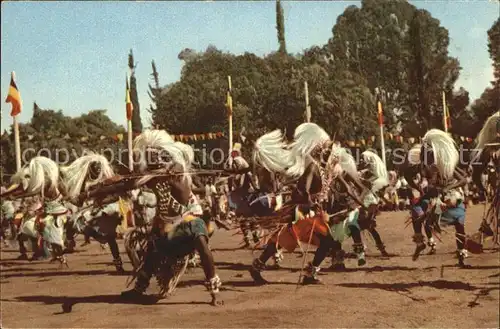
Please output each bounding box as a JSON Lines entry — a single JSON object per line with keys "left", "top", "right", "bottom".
{"left": 442, "top": 91, "right": 448, "bottom": 133}
{"left": 7, "top": 71, "right": 22, "bottom": 171}
{"left": 13, "top": 115, "right": 21, "bottom": 171}
{"left": 125, "top": 73, "right": 135, "bottom": 228}
{"left": 304, "top": 81, "right": 311, "bottom": 123}
{"left": 227, "top": 76, "right": 233, "bottom": 160}
{"left": 378, "top": 100, "right": 387, "bottom": 167}
{"left": 127, "top": 120, "right": 133, "bottom": 172}
{"left": 125, "top": 73, "right": 134, "bottom": 173}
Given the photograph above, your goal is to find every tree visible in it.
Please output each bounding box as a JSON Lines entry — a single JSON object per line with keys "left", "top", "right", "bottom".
{"left": 0, "top": 130, "right": 14, "bottom": 183}
{"left": 128, "top": 49, "right": 143, "bottom": 133}
{"left": 488, "top": 18, "right": 500, "bottom": 87}
{"left": 148, "top": 60, "right": 163, "bottom": 117}
{"left": 276, "top": 0, "right": 287, "bottom": 54}
{"left": 0, "top": 105, "right": 126, "bottom": 176}
{"left": 470, "top": 18, "right": 500, "bottom": 125}
{"left": 151, "top": 45, "right": 377, "bottom": 142}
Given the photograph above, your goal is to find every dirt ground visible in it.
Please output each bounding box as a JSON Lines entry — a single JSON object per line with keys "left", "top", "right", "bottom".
{"left": 1, "top": 205, "right": 499, "bottom": 328}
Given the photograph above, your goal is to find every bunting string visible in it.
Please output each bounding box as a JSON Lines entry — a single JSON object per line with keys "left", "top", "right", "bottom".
{"left": 16, "top": 131, "right": 476, "bottom": 145}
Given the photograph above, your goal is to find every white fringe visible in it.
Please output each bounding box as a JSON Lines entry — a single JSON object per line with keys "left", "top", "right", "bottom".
{"left": 331, "top": 145, "right": 358, "bottom": 178}
{"left": 286, "top": 123, "right": 330, "bottom": 177}
{"left": 11, "top": 157, "right": 60, "bottom": 196}
{"left": 133, "top": 129, "right": 187, "bottom": 173}
{"left": 361, "top": 150, "right": 389, "bottom": 191}
{"left": 253, "top": 129, "right": 293, "bottom": 174}
{"left": 173, "top": 142, "right": 195, "bottom": 168}
{"left": 423, "top": 129, "right": 459, "bottom": 179}
{"left": 476, "top": 111, "right": 499, "bottom": 151}
{"left": 60, "top": 152, "right": 115, "bottom": 201}
{"left": 472, "top": 111, "right": 499, "bottom": 163}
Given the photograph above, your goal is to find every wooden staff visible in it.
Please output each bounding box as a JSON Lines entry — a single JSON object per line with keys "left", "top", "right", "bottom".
{"left": 378, "top": 101, "right": 387, "bottom": 166}
{"left": 13, "top": 114, "right": 21, "bottom": 171}
{"left": 127, "top": 120, "right": 133, "bottom": 172}
{"left": 304, "top": 81, "right": 311, "bottom": 123}
{"left": 227, "top": 76, "right": 233, "bottom": 162}
{"left": 296, "top": 217, "right": 317, "bottom": 290}
{"left": 442, "top": 91, "right": 448, "bottom": 133}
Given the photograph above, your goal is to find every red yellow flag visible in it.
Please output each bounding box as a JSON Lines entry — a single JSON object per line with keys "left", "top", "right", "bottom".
{"left": 5, "top": 72, "right": 21, "bottom": 117}
{"left": 377, "top": 101, "right": 383, "bottom": 126}
{"left": 126, "top": 75, "right": 133, "bottom": 121}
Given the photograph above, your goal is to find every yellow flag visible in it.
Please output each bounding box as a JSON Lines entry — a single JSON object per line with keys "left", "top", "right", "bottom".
{"left": 118, "top": 197, "right": 130, "bottom": 230}
{"left": 226, "top": 91, "right": 233, "bottom": 116}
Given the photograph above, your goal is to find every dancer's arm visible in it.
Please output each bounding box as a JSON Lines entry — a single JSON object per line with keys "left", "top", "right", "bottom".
{"left": 443, "top": 168, "right": 467, "bottom": 193}
{"left": 403, "top": 165, "right": 421, "bottom": 193}
{"left": 225, "top": 166, "right": 252, "bottom": 175}
{"left": 303, "top": 165, "right": 317, "bottom": 205}
{"left": 271, "top": 171, "right": 278, "bottom": 193}
{"left": 338, "top": 174, "right": 366, "bottom": 210}
{"left": 344, "top": 172, "right": 369, "bottom": 203}
{"left": 80, "top": 177, "right": 137, "bottom": 203}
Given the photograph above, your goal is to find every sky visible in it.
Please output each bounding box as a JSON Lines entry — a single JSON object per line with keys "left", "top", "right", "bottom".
{"left": 1, "top": 0, "right": 498, "bottom": 132}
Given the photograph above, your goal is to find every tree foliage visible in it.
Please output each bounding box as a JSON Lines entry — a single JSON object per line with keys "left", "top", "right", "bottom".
{"left": 276, "top": 0, "right": 287, "bottom": 54}
{"left": 148, "top": 60, "right": 163, "bottom": 120}
{"left": 470, "top": 18, "right": 500, "bottom": 123}
{"left": 150, "top": 0, "right": 472, "bottom": 142}
{"left": 150, "top": 46, "right": 378, "bottom": 141}
{"left": 325, "top": 0, "right": 465, "bottom": 133}
{"left": 0, "top": 104, "right": 126, "bottom": 180}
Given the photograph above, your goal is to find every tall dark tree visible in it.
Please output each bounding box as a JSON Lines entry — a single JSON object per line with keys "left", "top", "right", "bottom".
{"left": 276, "top": 0, "right": 287, "bottom": 54}
{"left": 151, "top": 60, "right": 160, "bottom": 88}
{"left": 326, "top": 0, "right": 464, "bottom": 132}
{"left": 489, "top": 18, "right": 500, "bottom": 87}
{"left": 408, "top": 10, "right": 430, "bottom": 128}
{"left": 128, "top": 49, "right": 143, "bottom": 133}
{"left": 148, "top": 60, "right": 162, "bottom": 115}
{"left": 0, "top": 130, "right": 14, "bottom": 183}
{"left": 470, "top": 18, "right": 500, "bottom": 124}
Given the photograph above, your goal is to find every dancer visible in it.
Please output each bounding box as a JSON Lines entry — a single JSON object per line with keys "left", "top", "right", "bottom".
{"left": 404, "top": 129, "right": 468, "bottom": 267}
{"left": 1, "top": 156, "right": 69, "bottom": 264}
{"left": 357, "top": 150, "right": 390, "bottom": 256}
{"left": 307, "top": 144, "right": 368, "bottom": 278}
{"left": 248, "top": 124, "right": 367, "bottom": 284}
{"left": 62, "top": 152, "right": 125, "bottom": 272}
{"left": 80, "top": 130, "right": 222, "bottom": 305}
{"left": 225, "top": 142, "right": 261, "bottom": 247}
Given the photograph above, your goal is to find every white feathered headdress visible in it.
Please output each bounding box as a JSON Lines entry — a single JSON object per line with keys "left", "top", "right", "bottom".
{"left": 361, "top": 150, "right": 389, "bottom": 192}
{"left": 475, "top": 111, "right": 499, "bottom": 151}
{"left": 11, "top": 156, "right": 60, "bottom": 197}
{"left": 173, "top": 141, "right": 195, "bottom": 169}
{"left": 422, "top": 129, "right": 458, "bottom": 179}
{"left": 286, "top": 123, "right": 330, "bottom": 177}
{"left": 253, "top": 129, "right": 293, "bottom": 174}
{"left": 60, "top": 152, "right": 115, "bottom": 201}
{"left": 133, "top": 129, "right": 187, "bottom": 172}
{"left": 329, "top": 144, "right": 358, "bottom": 178}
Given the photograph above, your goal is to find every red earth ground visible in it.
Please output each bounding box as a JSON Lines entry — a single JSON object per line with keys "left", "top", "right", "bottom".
{"left": 1, "top": 205, "right": 499, "bottom": 328}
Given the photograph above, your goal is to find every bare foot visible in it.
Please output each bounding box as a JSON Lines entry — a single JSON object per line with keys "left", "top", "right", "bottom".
{"left": 210, "top": 295, "right": 224, "bottom": 306}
